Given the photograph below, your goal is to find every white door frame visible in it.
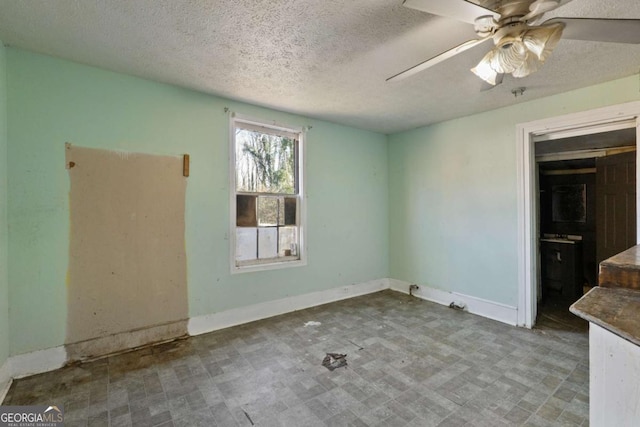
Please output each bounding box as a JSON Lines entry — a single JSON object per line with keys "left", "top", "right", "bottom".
{"left": 516, "top": 101, "right": 640, "bottom": 328}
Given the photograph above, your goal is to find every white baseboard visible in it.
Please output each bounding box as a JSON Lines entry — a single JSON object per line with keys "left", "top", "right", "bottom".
{"left": 0, "top": 359, "right": 11, "bottom": 404}
{"left": 9, "top": 346, "right": 67, "bottom": 380}
{"left": 4, "top": 277, "right": 519, "bottom": 385}
{"left": 389, "top": 279, "right": 518, "bottom": 326}
{"left": 188, "top": 278, "right": 389, "bottom": 336}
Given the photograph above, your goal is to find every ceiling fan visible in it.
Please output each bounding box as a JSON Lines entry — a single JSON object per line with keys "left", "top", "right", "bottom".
{"left": 387, "top": 0, "right": 640, "bottom": 86}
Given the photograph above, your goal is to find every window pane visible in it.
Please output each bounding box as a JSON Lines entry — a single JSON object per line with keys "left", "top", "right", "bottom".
{"left": 236, "top": 228, "right": 257, "bottom": 261}
{"left": 284, "top": 197, "right": 297, "bottom": 225}
{"left": 258, "top": 196, "right": 278, "bottom": 226}
{"left": 235, "top": 128, "right": 296, "bottom": 194}
{"left": 237, "top": 195, "right": 257, "bottom": 227}
{"left": 258, "top": 228, "right": 278, "bottom": 259}
{"left": 279, "top": 226, "right": 298, "bottom": 257}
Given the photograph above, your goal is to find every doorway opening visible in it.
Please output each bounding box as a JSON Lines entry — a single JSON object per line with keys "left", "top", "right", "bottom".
{"left": 535, "top": 128, "right": 636, "bottom": 331}
{"left": 516, "top": 101, "right": 640, "bottom": 328}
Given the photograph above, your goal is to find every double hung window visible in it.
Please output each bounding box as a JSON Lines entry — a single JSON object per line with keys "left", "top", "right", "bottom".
{"left": 231, "top": 115, "right": 305, "bottom": 271}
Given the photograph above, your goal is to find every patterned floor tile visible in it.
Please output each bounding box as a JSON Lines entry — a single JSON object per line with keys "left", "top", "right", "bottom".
{"left": 3, "top": 291, "right": 588, "bottom": 426}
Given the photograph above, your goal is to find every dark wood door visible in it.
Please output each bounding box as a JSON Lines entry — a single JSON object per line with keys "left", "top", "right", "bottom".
{"left": 596, "top": 151, "right": 637, "bottom": 274}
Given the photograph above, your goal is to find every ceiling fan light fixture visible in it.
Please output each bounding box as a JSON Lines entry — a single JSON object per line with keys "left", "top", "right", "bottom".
{"left": 393, "top": 0, "right": 640, "bottom": 89}
{"left": 471, "top": 58, "right": 499, "bottom": 85}
{"left": 492, "top": 39, "right": 528, "bottom": 73}
{"left": 523, "top": 23, "right": 564, "bottom": 60}
{"left": 471, "top": 21, "right": 564, "bottom": 84}
{"left": 511, "top": 53, "right": 540, "bottom": 77}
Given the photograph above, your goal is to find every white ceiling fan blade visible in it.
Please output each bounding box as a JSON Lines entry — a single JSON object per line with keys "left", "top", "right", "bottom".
{"left": 403, "top": 0, "right": 500, "bottom": 25}
{"left": 387, "top": 38, "right": 491, "bottom": 82}
{"left": 544, "top": 18, "right": 640, "bottom": 44}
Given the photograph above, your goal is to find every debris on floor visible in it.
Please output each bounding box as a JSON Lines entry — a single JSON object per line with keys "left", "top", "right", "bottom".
{"left": 322, "top": 353, "right": 347, "bottom": 371}
{"left": 242, "top": 409, "right": 255, "bottom": 426}
{"left": 304, "top": 321, "right": 321, "bottom": 327}
{"left": 347, "top": 339, "right": 364, "bottom": 350}
{"left": 449, "top": 301, "right": 466, "bottom": 310}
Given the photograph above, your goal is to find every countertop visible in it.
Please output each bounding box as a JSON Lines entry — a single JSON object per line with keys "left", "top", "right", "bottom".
{"left": 570, "top": 287, "right": 640, "bottom": 346}
{"left": 570, "top": 244, "right": 640, "bottom": 347}
{"left": 540, "top": 238, "right": 577, "bottom": 244}
{"left": 599, "top": 245, "right": 640, "bottom": 290}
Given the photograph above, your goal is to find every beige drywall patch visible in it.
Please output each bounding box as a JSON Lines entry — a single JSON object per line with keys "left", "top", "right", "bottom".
{"left": 66, "top": 144, "right": 188, "bottom": 359}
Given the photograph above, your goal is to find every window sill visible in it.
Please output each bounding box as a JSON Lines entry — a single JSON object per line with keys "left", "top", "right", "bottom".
{"left": 232, "top": 256, "right": 306, "bottom": 274}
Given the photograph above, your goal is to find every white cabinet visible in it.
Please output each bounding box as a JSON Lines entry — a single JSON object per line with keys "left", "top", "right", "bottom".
{"left": 589, "top": 324, "right": 640, "bottom": 426}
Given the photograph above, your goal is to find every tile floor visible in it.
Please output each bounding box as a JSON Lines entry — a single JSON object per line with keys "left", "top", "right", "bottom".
{"left": 3, "top": 290, "right": 589, "bottom": 426}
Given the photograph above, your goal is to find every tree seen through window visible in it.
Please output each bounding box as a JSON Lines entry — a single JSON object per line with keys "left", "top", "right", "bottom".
{"left": 235, "top": 129, "right": 296, "bottom": 194}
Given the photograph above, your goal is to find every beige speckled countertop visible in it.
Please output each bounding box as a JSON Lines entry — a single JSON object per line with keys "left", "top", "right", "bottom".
{"left": 570, "top": 286, "right": 640, "bottom": 346}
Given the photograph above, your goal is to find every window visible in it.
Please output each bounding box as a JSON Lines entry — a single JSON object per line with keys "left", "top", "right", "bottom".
{"left": 230, "top": 115, "right": 305, "bottom": 271}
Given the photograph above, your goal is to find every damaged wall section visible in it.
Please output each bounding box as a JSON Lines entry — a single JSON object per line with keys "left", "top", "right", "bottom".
{"left": 65, "top": 144, "right": 188, "bottom": 360}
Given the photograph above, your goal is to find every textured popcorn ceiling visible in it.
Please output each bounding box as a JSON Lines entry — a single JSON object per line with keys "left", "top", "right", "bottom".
{"left": 0, "top": 0, "right": 639, "bottom": 134}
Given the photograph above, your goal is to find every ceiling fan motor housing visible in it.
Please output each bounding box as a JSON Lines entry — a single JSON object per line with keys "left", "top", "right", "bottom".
{"left": 474, "top": 15, "right": 500, "bottom": 37}
{"left": 492, "top": 22, "right": 529, "bottom": 45}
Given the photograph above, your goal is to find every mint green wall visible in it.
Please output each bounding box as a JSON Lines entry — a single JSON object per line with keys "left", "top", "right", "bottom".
{"left": 0, "top": 41, "right": 9, "bottom": 367}
{"left": 6, "top": 44, "right": 639, "bottom": 357}
{"left": 6, "top": 49, "right": 389, "bottom": 356}
{"left": 388, "top": 75, "right": 640, "bottom": 307}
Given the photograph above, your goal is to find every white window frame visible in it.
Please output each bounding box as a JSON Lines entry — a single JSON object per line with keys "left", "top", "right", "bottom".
{"left": 229, "top": 113, "right": 307, "bottom": 274}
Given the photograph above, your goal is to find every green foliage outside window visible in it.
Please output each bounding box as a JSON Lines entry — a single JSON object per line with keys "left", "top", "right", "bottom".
{"left": 236, "top": 129, "right": 296, "bottom": 194}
